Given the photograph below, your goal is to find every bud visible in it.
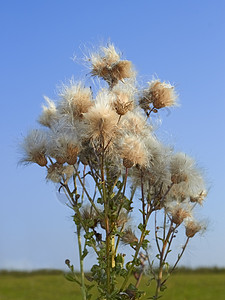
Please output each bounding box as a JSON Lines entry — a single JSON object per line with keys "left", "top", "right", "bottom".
{"left": 65, "top": 259, "right": 70, "bottom": 267}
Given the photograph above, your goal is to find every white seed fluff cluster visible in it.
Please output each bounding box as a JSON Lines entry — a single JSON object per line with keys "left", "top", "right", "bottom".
{"left": 20, "top": 44, "right": 207, "bottom": 235}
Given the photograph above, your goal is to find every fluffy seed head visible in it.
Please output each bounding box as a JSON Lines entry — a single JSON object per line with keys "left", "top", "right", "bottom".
{"left": 47, "top": 121, "right": 80, "bottom": 165}
{"left": 112, "top": 86, "right": 134, "bottom": 116}
{"left": 185, "top": 219, "right": 202, "bottom": 238}
{"left": 90, "top": 44, "right": 134, "bottom": 87}
{"left": 66, "top": 144, "right": 79, "bottom": 165}
{"left": 190, "top": 190, "right": 207, "bottom": 205}
{"left": 119, "top": 134, "right": 148, "bottom": 168}
{"left": 83, "top": 90, "right": 119, "bottom": 145}
{"left": 140, "top": 80, "right": 177, "bottom": 110}
{"left": 46, "top": 163, "right": 74, "bottom": 183}
{"left": 170, "top": 153, "right": 195, "bottom": 184}
{"left": 165, "top": 201, "right": 192, "bottom": 225}
{"left": 38, "top": 96, "right": 58, "bottom": 128}
{"left": 170, "top": 206, "right": 191, "bottom": 225}
{"left": 169, "top": 153, "right": 206, "bottom": 201}
{"left": 121, "top": 228, "right": 138, "bottom": 245}
{"left": 121, "top": 110, "right": 151, "bottom": 137}
{"left": 20, "top": 129, "right": 48, "bottom": 166}
{"left": 58, "top": 81, "right": 93, "bottom": 120}
{"left": 80, "top": 206, "right": 99, "bottom": 229}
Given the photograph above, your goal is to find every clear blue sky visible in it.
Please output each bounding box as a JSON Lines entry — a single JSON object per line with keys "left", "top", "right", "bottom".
{"left": 0, "top": 0, "right": 224, "bottom": 270}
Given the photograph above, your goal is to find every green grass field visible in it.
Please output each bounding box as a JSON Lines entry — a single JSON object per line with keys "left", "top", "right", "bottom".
{"left": 0, "top": 269, "right": 225, "bottom": 300}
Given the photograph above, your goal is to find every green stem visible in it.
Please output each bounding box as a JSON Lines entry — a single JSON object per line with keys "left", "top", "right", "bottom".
{"left": 154, "top": 217, "right": 174, "bottom": 298}
{"left": 100, "top": 141, "right": 111, "bottom": 297}
{"left": 77, "top": 224, "right": 86, "bottom": 300}
{"left": 62, "top": 181, "right": 87, "bottom": 300}
{"left": 120, "top": 208, "right": 152, "bottom": 292}
{"left": 74, "top": 167, "right": 100, "bottom": 216}
{"left": 120, "top": 230, "right": 145, "bottom": 292}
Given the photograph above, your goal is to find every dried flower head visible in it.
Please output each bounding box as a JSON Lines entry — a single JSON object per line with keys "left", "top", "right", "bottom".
{"left": 48, "top": 122, "right": 80, "bottom": 165}
{"left": 80, "top": 206, "right": 99, "bottom": 229}
{"left": 116, "top": 211, "right": 129, "bottom": 227}
{"left": 166, "top": 202, "right": 191, "bottom": 225}
{"left": 170, "top": 153, "right": 194, "bottom": 184}
{"left": 46, "top": 163, "right": 74, "bottom": 183}
{"left": 83, "top": 90, "right": 119, "bottom": 146}
{"left": 185, "top": 219, "right": 202, "bottom": 238}
{"left": 90, "top": 44, "right": 134, "bottom": 87}
{"left": 20, "top": 129, "right": 48, "bottom": 166}
{"left": 58, "top": 81, "right": 93, "bottom": 120}
{"left": 140, "top": 80, "right": 177, "bottom": 110}
{"left": 121, "top": 228, "right": 138, "bottom": 245}
{"left": 121, "top": 109, "right": 151, "bottom": 137}
{"left": 112, "top": 85, "right": 134, "bottom": 116}
{"left": 119, "top": 134, "right": 148, "bottom": 168}
{"left": 146, "top": 139, "right": 171, "bottom": 186}
{"left": 38, "top": 96, "right": 58, "bottom": 128}
{"left": 190, "top": 190, "right": 207, "bottom": 205}
{"left": 169, "top": 153, "right": 206, "bottom": 201}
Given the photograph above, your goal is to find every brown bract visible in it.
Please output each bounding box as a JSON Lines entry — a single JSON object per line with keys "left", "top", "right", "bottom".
{"left": 66, "top": 144, "right": 79, "bottom": 165}
{"left": 113, "top": 92, "right": 133, "bottom": 116}
{"left": 34, "top": 153, "right": 48, "bottom": 167}
{"left": 123, "top": 158, "right": 134, "bottom": 168}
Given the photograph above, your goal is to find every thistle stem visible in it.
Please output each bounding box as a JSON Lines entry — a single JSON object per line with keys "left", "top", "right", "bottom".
{"left": 120, "top": 208, "right": 152, "bottom": 292}
{"left": 74, "top": 167, "right": 100, "bottom": 216}
{"left": 154, "top": 217, "right": 174, "bottom": 298}
{"left": 77, "top": 224, "right": 86, "bottom": 300}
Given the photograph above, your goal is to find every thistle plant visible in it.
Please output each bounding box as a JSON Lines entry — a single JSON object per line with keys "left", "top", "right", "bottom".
{"left": 20, "top": 44, "right": 207, "bottom": 299}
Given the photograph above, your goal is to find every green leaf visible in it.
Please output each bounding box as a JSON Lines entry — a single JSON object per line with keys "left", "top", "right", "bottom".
{"left": 142, "top": 239, "right": 149, "bottom": 251}
{"left": 138, "top": 223, "right": 144, "bottom": 232}
{"left": 82, "top": 248, "right": 88, "bottom": 259}
{"left": 64, "top": 273, "right": 81, "bottom": 285}
{"left": 97, "top": 197, "right": 104, "bottom": 204}
{"left": 84, "top": 232, "right": 94, "bottom": 239}
{"left": 160, "top": 284, "right": 167, "bottom": 292}
{"left": 86, "top": 284, "right": 95, "bottom": 291}
{"left": 156, "top": 254, "right": 161, "bottom": 260}
{"left": 116, "top": 181, "right": 122, "bottom": 189}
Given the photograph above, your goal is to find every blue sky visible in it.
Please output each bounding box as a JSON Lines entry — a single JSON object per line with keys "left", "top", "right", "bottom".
{"left": 0, "top": 0, "right": 225, "bottom": 270}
